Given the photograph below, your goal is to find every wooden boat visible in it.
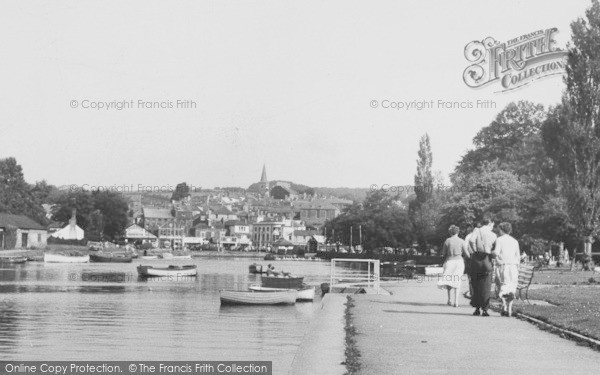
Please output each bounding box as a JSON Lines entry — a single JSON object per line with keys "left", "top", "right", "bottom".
{"left": 161, "top": 253, "right": 192, "bottom": 260}
{"left": 140, "top": 255, "right": 159, "bottom": 260}
{"left": 89, "top": 252, "right": 133, "bottom": 263}
{"left": 137, "top": 264, "right": 197, "bottom": 277}
{"left": 44, "top": 252, "right": 89, "bottom": 263}
{"left": 249, "top": 263, "right": 267, "bottom": 274}
{"left": 261, "top": 276, "right": 304, "bottom": 289}
{"left": 249, "top": 285, "right": 315, "bottom": 301}
{"left": 220, "top": 289, "right": 297, "bottom": 305}
{"left": 0, "top": 256, "right": 27, "bottom": 264}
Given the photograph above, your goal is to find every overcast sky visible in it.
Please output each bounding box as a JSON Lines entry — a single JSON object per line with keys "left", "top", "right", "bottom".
{"left": 0, "top": 0, "right": 592, "bottom": 189}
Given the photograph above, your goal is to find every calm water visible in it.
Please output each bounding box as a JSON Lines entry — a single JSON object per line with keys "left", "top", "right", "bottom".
{"left": 0, "top": 257, "right": 335, "bottom": 373}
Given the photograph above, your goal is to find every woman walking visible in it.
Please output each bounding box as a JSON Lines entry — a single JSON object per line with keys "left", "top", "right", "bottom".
{"left": 493, "top": 222, "right": 521, "bottom": 317}
{"left": 437, "top": 225, "right": 470, "bottom": 307}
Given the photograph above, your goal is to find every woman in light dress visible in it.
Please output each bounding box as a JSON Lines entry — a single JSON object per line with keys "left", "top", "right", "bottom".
{"left": 437, "top": 225, "right": 470, "bottom": 307}
{"left": 492, "top": 222, "right": 521, "bottom": 317}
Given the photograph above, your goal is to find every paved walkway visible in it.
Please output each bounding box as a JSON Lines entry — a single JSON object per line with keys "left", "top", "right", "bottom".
{"left": 352, "top": 279, "right": 600, "bottom": 375}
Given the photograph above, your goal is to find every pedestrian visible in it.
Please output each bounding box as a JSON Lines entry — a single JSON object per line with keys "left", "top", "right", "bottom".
{"left": 437, "top": 225, "right": 470, "bottom": 307}
{"left": 493, "top": 222, "right": 521, "bottom": 317}
{"left": 463, "top": 224, "right": 478, "bottom": 298}
{"left": 468, "top": 216, "right": 497, "bottom": 316}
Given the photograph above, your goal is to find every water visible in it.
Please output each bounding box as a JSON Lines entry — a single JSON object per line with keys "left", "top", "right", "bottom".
{"left": 0, "top": 257, "right": 335, "bottom": 373}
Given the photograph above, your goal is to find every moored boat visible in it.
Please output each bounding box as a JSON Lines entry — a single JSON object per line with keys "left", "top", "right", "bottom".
{"left": 89, "top": 252, "right": 133, "bottom": 263}
{"left": 44, "top": 252, "right": 89, "bottom": 263}
{"left": 219, "top": 289, "right": 297, "bottom": 305}
{"left": 140, "top": 255, "right": 159, "bottom": 260}
{"left": 249, "top": 263, "right": 266, "bottom": 274}
{"left": 0, "top": 256, "right": 28, "bottom": 264}
{"left": 261, "top": 276, "right": 304, "bottom": 289}
{"left": 161, "top": 253, "right": 192, "bottom": 260}
{"left": 136, "top": 264, "right": 197, "bottom": 277}
{"left": 249, "top": 285, "right": 315, "bottom": 301}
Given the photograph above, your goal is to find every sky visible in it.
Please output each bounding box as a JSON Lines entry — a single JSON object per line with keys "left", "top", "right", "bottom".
{"left": 0, "top": 0, "right": 593, "bottom": 190}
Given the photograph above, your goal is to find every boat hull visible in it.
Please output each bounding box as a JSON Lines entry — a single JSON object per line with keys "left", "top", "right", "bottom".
{"left": 261, "top": 276, "right": 304, "bottom": 289}
{"left": 137, "top": 265, "right": 197, "bottom": 277}
{"left": 0, "top": 256, "right": 27, "bottom": 264}
{"left": 89, "top": 253, "right": 133, "bottom": 263}
{"left": 220, "top": 290, "right": 297, "bottom": 305}
{"left": 44, "top": 253, "right": 89, "bottom": 263}
{"left": 161, "top": 253, "right": 192, "bottom": 260}
{"left": 249, "top": 285, "right": 315, "bottom": 301}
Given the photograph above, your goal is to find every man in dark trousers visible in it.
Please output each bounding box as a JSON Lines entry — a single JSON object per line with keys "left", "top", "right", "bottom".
{"left": 468, "top": 217, "right": 497, "bottom": 316}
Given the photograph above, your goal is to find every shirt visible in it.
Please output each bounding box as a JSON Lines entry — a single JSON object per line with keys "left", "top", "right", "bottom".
{"left": 468, "top": 226, "right": 497, "bottom": 254}
{"left": 441, "top": 235, "right": 468, "bottom": 260}
{"left": 493, "top": 234, "right": 521, "bottom": 265}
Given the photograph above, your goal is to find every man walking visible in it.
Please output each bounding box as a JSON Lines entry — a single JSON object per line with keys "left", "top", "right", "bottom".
{"left": 468, "top": 217, "right": 497, "bottom": 316}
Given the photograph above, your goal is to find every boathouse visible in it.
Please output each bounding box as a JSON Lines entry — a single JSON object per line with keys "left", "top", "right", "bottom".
{"left": 0, "top": 213, "right": 48, "bottom": 249}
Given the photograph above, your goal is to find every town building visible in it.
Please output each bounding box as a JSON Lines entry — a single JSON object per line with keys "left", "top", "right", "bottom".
{"left": 0, "top": 213, "right": 48, "bottom": 249}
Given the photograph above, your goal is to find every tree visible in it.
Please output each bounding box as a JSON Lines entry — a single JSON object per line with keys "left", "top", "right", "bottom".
{"left": 414, "top": 134, "right": 433, "bottom": 206}
{"left": 455, "top": 101, "right": 550, "bottom": 184}
{"left": 92, "top": 191, "right": 129, "bottom": 241}
{"left": 0, "top": 157, "right": 47, "bottom": 224}
{"left": 325, "top": 190, "right": 413, "bottom": 250}
{"left": 171, "top": 182, "right": 190, "bottom": 201}
{"left": 542, "top": 0, "right": 600, "bottom": 269}
{"left": 51, "top": 191, "right": 95, "bottom": 229}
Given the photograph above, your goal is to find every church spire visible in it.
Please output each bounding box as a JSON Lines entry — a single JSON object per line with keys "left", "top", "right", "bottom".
{"left": 260, "top": 164, "right": 268, "bottom": 183}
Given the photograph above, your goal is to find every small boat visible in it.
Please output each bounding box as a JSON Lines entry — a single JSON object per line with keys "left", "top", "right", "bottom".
{"left": 89, "top": 252, "right": 133, "bottom": 263}
{"left": 161, "top": 253, "right": 192, "bottom": 260}
{"left": 249, "top": 263, "right": 267, "bottom": 274}
{"left": 220, "top": 289, "right": 297, "bottom": 305}
{"left": 0, "top": 256, "right": 27, "bottom": 264}
{"left": 44, "top": 252, "right": 89, "bottom": 263}
{"left": 249, "top": 285, "right": 315, "bottom": 301}
{"left": 137, "top": 264, "right": 197, "bottom": 277}
{"left": 261, "top": 276, "right": 304, "bottom": 289}
{"left": 140, "top": 255, "right": 159, "bottom": 260}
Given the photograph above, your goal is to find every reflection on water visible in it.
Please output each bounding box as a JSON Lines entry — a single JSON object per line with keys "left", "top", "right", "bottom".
{"left": 0, "top": 257, "right": 337, "bottom": 373}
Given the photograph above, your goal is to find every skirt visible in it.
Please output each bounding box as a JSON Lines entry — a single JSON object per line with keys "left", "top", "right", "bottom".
{"left": 470, "top": 252, "right": 492, "bottom": 309}
{"left": 437, "top": 259, "right": 465, "bottom": 290}
{"left": 496, "top": 264, "right": 519, "bottom": 298}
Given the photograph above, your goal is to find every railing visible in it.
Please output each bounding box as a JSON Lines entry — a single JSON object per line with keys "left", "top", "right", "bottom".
{"left": 330, "top": 258, "right": 380, "bottom": 294}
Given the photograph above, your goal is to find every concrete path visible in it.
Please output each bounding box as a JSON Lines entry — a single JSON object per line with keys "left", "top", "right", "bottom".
{"left": 352, "top": 279, "right": 600, "bottom": 375}
{"left": 289, "top": 293, "right": 347, "bottom": 375}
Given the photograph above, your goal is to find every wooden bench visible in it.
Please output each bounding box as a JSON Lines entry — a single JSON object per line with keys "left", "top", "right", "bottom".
{"left": 517, "top": 263, "right": 535, "bottom": 303}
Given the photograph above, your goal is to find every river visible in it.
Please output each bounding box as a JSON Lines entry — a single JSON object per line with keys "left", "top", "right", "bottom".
{"left": 0, "top": 257, "right": 335, "bottom": 374}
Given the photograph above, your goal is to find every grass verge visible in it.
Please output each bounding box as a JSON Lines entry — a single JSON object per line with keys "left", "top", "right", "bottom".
{"left": 514, "top": 286, "right": 600, "bottom": 345}
{"left": 343, "top": 295, "right": 361, "bottom": 375}
{"left": 533, "top": 269, "right": 600, "bottom": 285}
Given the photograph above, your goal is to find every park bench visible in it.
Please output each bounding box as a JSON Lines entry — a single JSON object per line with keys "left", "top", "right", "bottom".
{"left": 516, "top": 263, "right": 536, "bottom": 303}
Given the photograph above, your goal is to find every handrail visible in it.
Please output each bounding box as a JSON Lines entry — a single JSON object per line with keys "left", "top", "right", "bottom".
{"left": 330, "top": 258, "right": 380, "bottom": 294}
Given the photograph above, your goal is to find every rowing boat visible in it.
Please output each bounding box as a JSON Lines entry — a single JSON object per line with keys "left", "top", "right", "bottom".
{"left": 161, "top": 253, "right": 192, "bottom": 260}
{"left": 44, "top": 252, "right": 89, "bottom": 263}
{"left": 89, "top": 252, "right": 133, "bottom": 263}
{"left": 136, "top": 264, "right": 197, "bottom": 277}
{"left": 249, "top": 285, "right": 315, "bottom": 301}
{"left": 261, "top": 276, "right": 304, "bottom": 289}
{"left": 0, "top": 256, "right": 27, "bottom": 264}
{"left": 219, "top": 289, "right": 297, "bottom": 305}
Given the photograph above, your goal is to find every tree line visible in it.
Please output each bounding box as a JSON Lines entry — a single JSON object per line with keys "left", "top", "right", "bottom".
{"left": 325, "top": 0, "right": 600, "bottom": 261}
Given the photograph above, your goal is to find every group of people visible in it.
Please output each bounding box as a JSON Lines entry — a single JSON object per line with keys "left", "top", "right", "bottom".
{"left": 437, "top": 217, "right": 521, "bottom": 317}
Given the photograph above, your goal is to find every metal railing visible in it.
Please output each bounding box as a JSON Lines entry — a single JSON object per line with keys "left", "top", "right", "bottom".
{"left": 330, "top": 258, "right": 380, "bottom": 294}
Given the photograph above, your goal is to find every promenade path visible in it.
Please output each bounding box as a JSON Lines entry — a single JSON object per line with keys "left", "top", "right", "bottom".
{"left": 352, "top": 278, "right": 600, "bottom": 375}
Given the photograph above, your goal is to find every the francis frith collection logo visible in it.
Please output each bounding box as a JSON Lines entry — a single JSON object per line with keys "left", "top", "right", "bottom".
{"left": 463, "top": 28, "right": 568, "bottom": 92}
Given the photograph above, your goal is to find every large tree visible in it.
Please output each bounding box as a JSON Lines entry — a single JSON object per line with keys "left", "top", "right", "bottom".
{"left": 325, "top": 190, "right": 413, "bottom": 250}
{"left": 0, "top": 157, "right": 47, "bottom": 224}
{"left": 542, "top": 0, "right": 600, "bottom": 266}
{"left": 413, "top": 134, "right": 433, "bottom": 206}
